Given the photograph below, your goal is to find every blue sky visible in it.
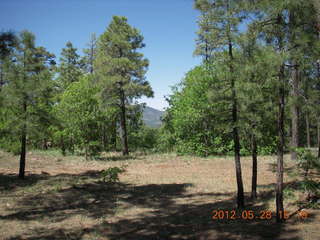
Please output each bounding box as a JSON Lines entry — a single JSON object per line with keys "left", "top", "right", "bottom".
{"left": 0, "top": 0, "right": 201, "bottom": 110}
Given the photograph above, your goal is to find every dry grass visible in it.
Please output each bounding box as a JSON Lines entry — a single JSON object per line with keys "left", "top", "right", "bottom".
{"left": 0, "top": 150, "right": 319, "bottom": 240}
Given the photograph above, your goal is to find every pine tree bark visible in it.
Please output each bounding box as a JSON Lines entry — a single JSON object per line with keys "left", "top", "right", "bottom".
{"left": 112, "top": 120, "right": 117, "bottom": 151}
{"left": 290, "top": 63, "right": 300, "bottom": 160}
{"left": 19, "top": 100, "right": 27, "bottom": 179}
{"left": 276, "top": 64, "right": 285, "bottom": 222}
{"left": 60, "top": 136, "right": 66, "bottom": 156}
{"left": 119, "top": 88, "right": 129, "bottom": 156}
{"left": 102, "top": 124, "right": 107, "bottom": 150}
{"left": 317, "top": 121, "right": 320, "bottom": 158}
{"left": 312, "top": 0, "right": 320, "bottom": 158}
{"left": 306, "top": 113, "right": 311, "bottom": 148}
{"left": 227, "top": 20, "right": 244, "bottom": 208}
{"left": 251, "top": 131, "right": 258, "bottom": 199}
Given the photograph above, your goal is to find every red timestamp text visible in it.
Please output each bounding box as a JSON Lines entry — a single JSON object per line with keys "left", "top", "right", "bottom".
{"left": 211, "top": 209, "right": 290, "bottom": 220}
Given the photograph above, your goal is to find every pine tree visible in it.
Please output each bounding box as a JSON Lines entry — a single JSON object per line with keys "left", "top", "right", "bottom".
{"left": 94, "top": 16, "right": 153, "bottom": 155}
{"left": 82, "top": 33, "right": 97, "bottom": 74}
{"left": 2, "top": 31, "right": 55, "bottom": 178}
{"left": 237, "top": 28, "right": 279, "bottom": 199}
{"left": 194, "top": 0, "right": 245, "bottom": 208}
{"left": 0, "top": 31, "right": 17, "bottom": 92}
{"left": 58, "top": 41, "right": 82, "bottom": 89}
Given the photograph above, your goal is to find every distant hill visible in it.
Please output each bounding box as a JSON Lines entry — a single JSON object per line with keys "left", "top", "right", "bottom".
{"left": 142, "top": 106, "right": 164, "bottom": 128}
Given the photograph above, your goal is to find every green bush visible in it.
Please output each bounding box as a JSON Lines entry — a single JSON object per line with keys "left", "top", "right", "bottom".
{"left": 129, "top": 126, "right": 159, "bottom": 151}
{"left": 293, "top": 148, "right": 320, "bottom": 205}
{"left": 296, "top": 148, "right": 320, "bottom": 177}
{"left": 0, "top": 138, "right": 20, "bottom": 155}
{"left": 88, "top": 140, "right": 103, "bottom": 158}
{"left": 101, "top": 166, "right": 126, "bottom": 183}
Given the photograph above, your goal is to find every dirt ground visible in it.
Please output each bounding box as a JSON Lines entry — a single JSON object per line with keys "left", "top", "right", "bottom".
{"left": 0, "top": 150, "right": 319, "bottom": 240}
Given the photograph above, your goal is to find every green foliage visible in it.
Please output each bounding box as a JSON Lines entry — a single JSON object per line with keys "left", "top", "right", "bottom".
{"left": 94, "top": 16, "right": 153, "bottom": 154}
{"left": 156, "top": 125, "right": 176, "bottom": 153}
{"left": 54, "top": 75, "right": 104, "bottom": 158}
{"left": 101, "top": 166, "right": 126, "bottom": 183}
{"left": 299, "top": 180, "right": 320, "bottom": 194}
{"left": 0, "top": 137, "right": 20, "bottom": 155}
{"left": 296, "top": 148, "right": 320, "bottom": 177}
{"left": 286, "top": 148, "right": 320, "bottom": 204}
{"left": 160, "top": 60, "right": 278, "bottom": 156}
{"left": 87, "top": 140, "right": 103, "bottom": 158}
{"left": 161, "top": 66, "right": 223, "bottom": 156}
{"left": 94, "top": 16, "right": 153, "bottom": 103}
{"left": 0, "top": 30, "right": 55, "bottom": 155}
{"left": 129, "top": 125, "right": 159, "bottom": 151}
{"left": 57, "top": 41, "right": 82, "bottom": 89}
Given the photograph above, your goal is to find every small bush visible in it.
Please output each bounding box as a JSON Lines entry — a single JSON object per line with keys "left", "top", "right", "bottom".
{"left": 296, "top": 148, "right": 320, "bottom": 178}
{"left": 88, "top": 140, "right": 103, "bottom": 158}
{"left": 0, "top": 138, "right": 20, "bottom": 155}
{"left": 101, "top": 166, "right": 126, "bottom": 183}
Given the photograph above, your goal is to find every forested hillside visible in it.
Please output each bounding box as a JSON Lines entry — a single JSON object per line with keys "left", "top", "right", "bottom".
{"left": 142, "top": 106, "right": 164, "bottom": 128}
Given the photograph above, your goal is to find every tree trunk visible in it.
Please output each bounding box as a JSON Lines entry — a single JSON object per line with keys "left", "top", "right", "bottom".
{"left": 251, "top": 131, "right": 258, "bottom": 199}
{"left": 276, "top": 64, "right": 285, "bottom": 223}
{"left": 43, "top": 138, "right": 48, "bottom": 150}
{"left": 70, "top": 135, "right": 74, "bottom": 154}
{"left": 227, "top": 27, "right": 244, "bottom": 208}
{"left": 0, "top": 67, "right": 3, "bottom": 92}
{"left": 290, "top": 63, "right": 299, "bottom": 160}
{"left": 61, "top": 136, "right": 66, "bottom": 156}
{"left": 306, "top": 113, "right": 311, "bottom": 148}
{"left": 318, "top": 121, "right": 320, "bottom": 159}
{"left": 112, "top": 120, "right": 117, "bottom": 151}
{"left": 119, "top": 88, "right": 129, "bottom": 156}
{"left": 85, "top": 144, "right": 88, "bottom": 160}
{"left": 312, "top": 0, "right": 320, "bottom": 158}
{"left": 19, "top": 101, "right": 27, "bottom": 179}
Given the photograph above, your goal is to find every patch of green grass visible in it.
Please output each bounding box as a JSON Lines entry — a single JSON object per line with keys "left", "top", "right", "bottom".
{"left": 30, "top": 149, "right": 63, "bottom": 158}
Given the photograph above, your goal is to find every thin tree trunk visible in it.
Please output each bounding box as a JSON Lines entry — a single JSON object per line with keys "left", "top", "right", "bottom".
{"left": 288, "top": 10, "right": 300, "bottom": 160}
{"left": 102, "top": 124, "right": 107, "bottom": 150}
{"left": 19, "top": 101, "right": 27, "bottom": 179}
{"left": 276, "top": 64, "right": 285, "bottom": 223}
{"left": 306, "top": 113, "right": 311, "bottom": 148}
{"left": 313, "top": 0, "right": 320, "bottom": 158}
{"left": 318, "top": 121, "right": 320, "bottom": 158}
{"left": 61, "top": 136, "right": 66, "bottom": 156}
{"left": 112, "top": 120, "right": 117, "bottom": 151}
{"left": 70, "top": 135, "right": 74, "bottom": 154}
{"left": 43, "top": 138, "right": 48, "bottom": 150}
{"left": 85, "top": 144, "right": 88, "bottom": 160}
{"left": 0, "top": 67, "right": 3, "bottom": 92}
{"left": 227, "top": 14, "right": 244, "bottom": 207}
{"left": 119, "top": 88, "right": 129, "bottom": 156}
{"left": 290, "top": 63, "right": 299, "bottom": 160}
{"left": 251, "top": 131, "right": 258, "bottom": 199}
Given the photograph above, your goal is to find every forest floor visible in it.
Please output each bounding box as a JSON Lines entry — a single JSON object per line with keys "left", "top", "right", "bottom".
{"left": 0, "top": 150, "right": 319, "bottom": 240}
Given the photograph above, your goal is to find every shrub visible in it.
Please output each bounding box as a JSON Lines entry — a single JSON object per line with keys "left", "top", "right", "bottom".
{"left": 101, "top": 166, "right": 126, "bottom": 183}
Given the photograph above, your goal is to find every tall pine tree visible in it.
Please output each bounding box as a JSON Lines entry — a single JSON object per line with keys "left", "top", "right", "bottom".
{"left": 94, "top": 16, "right": 153, "bottom": 155}
{"left": 194, "top": 0, "right": 245, "bottom": 208}
{"left": 2, "top": 31, "right": 55, "bottom": 178}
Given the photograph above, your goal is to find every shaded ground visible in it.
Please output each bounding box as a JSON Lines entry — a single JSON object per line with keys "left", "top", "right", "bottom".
{"left": 0, "top": 150, "right": 319, "bottom": 240}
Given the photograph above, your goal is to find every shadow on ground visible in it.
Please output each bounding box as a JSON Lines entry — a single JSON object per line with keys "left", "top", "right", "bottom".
{"left": 0, "top": 173, "right": 47, "bottom": 191}
{"left": 0, "top": 171, "right": 312, "bottom": 240}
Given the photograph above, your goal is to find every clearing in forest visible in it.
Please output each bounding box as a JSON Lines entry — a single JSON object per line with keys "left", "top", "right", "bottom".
{"left": 0, "top": 150, "right": 319, "bottom": 240}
